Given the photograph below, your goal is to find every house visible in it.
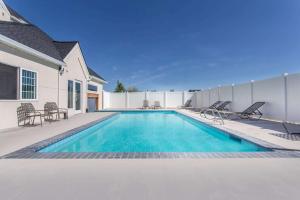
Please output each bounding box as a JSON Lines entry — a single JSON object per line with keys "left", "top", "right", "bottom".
{"left": 0, "top": 0, "right": 106, "bottom": 130}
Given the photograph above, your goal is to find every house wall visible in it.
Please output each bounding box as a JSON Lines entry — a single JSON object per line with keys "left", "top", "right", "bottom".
{"left": 0, "top": 0, "right": 11, "bottom": 22}
{"left": 59, "top": 44, "right": 89, "bottom": 116}
{"left": 87, "top": 79, "right": 104, "bottom": 110}
{"left": 0, "top": 42, "right": 105, "bottom": 130}
{"left": 0, "top": 45, "right": 60, "bottom": 130}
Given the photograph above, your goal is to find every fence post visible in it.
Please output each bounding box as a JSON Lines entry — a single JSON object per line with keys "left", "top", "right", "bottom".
{"left": 218, "top": 85, "right": 221, "bottom": 101}
{"left": 125, "top": 92, "right": 128, "bottom": 109}
{"left": 164, "top": 91, "right": 167, "bottom": 108}
{"left": 283, "top": 73, "right": 288, "bottom": 122}
{"left": 208, "top": 88, "right": 211, "bottom": 106}
{"left": 231, "top": 84, "right": 234, "bottom": 110}
{"left": 250, "top": 80, "right": 254, "bottom": 104}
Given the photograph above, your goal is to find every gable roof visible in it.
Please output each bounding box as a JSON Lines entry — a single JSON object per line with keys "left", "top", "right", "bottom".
{"left": 53, "top": 41, "right": 77, "bottom": 59}
{"left": 6, "top": 5, "right": 30, "bottom": 24}
{"left": 0, "top": 21, "right": 63, "bottom": 61}
{"left": 87, "top": 67, "right": 106, "bottom": 81}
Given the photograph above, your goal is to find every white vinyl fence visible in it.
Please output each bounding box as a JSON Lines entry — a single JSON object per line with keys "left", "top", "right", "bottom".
{"left": 102, "top": 72, "right": 300, "bottom": 123}
{"left": 194, "top": 73, "right": 300, "bottom": 123}
{"left": 103, "top": 91, "right": 196, "bottom": 109}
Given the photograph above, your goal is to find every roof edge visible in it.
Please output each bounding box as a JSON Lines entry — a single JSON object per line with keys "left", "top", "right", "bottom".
{"left": 0, "top": 33, "right": 65, "bottom": 66}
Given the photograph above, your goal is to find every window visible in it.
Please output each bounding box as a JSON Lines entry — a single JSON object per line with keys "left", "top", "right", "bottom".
{"left": 0, "top": 63, "right": 18, "bottom": 100}
{"left": 21, "top": 69, "right": 37, "bottom": 99}
{"left": 68, "top": 80, "right": 73, "bottom": 108}
{"left": 75, "top": 82, "right": 81, "bottom": 110}
{"left": 88, "top": 84, "right": 98, "bottom": 92}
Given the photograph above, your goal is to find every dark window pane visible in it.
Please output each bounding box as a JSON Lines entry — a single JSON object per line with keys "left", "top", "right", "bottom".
{"left": 68, "top": 80, "right": 73, "bottom": 108}
{"left": 0, "top": 63, "right": 18, "bottom": 100}
{"left": 88, "top": 84, "right": 98, "bottom": 91}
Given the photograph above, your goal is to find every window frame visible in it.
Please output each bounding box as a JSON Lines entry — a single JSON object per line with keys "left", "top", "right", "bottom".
{"left": 67, "top": 80, "right": 74, "bottom": 108}
{"left": 19, "top": 68, "right": 38, "bottom": 101}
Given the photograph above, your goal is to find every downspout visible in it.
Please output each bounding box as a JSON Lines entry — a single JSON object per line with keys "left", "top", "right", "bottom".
{"left": 57, "top": 67, "right": 60, "bottom": 107}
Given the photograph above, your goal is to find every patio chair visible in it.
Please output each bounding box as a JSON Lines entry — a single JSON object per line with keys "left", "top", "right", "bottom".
{"left": 44, "top": 102, "right": 68, "bottom": 121}
{"left": 153, "top": 101, "right": 161, "bottom": 109}
{"left": 181, "top": 99, "right": 192, "bottom": 109}
{"left": 21, "top": 103, "right": 43, "bottom": 126}
{"left": 17, "top": 106, "right": 31, "bottom": 126}
{"left": 142, "top": 100, "right": 149, "bottom": 109}
{"left": 221, "top": 102, "right": 265, "bottom": 120}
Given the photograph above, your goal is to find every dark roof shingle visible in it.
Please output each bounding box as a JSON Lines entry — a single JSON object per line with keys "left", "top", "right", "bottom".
{"left": 0, "top": 21, "right": 63, "bottom": 61}
{"left": 53, "top": 41, "right": 77, "bottom": 59}
{"left": 88, "top": 67, "right": 105, "bottom": 81}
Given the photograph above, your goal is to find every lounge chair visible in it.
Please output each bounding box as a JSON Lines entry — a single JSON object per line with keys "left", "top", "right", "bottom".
{"left": 142, "top": 100, "right": 150, "bottom": 109}
{"left": 199, "top": 101, "right": 222, "bottom": 113}
{"left": 282, "top": 122, "right": 300, "bottom": 134}
{"left": 153, "top": 101, "right": 161, "bottom": 109}
{"left": 181, "top": 99, "right": 192, "bottom": 109}
{"left": 216, "top": 101, "right": 231, "bottom": 111}
{"left": 20, "top": 103, "right": 43, "bottom": 126}
{"left": 44, "top": 102, "right": 68, "bottom": 120}
{"left": 202, "top": 101, "right": 232, "bottom": 116}
{"left": 221, "top": 102, "right": 265, "bottom": 120}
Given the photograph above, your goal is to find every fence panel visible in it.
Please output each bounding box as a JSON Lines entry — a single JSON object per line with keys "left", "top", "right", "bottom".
{"left": 103, "top": 91, "right": 110, "bottom": 109}
{"left": 219, "top": 85, "right": 233, "bottom": 110}
{"left": 202, "top": 90, "right": 210, "bottom": 107}
{"left": 253, "top": 76, "right": 285, "bottom": 120}
{"left": 195, "top": 92, "right": 202, "bottom": 108}
{"left": 287, "top": 74, "right": 300, "bottom": 123}
{"left": 166, "top": 92, "right": 183, "bottom": 108}
{"left": 147, "top": 92, "right": 165, "bottom": 107}
{"left": 232, "top": 83, "right": 252, "bottom": 112}
{"left": 210, "top": 88, "right": 219, "bottom": 105}
{"left": 184, "top": 92, "right": 197, "bottom": 108}
{"left": 128, "top": 92, "right": 145, "bottom": 108}
{"left": 109, "top": 92, "right": 126, "bottom": 108}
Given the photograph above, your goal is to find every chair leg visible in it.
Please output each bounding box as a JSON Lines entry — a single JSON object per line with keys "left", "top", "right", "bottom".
{"left": 32, "top": 116, "right": 35, "bottom": 125}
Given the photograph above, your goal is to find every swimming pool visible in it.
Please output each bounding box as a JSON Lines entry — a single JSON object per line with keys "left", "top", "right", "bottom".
{"left": 39, "top": 111, "right": 267, "bottom": 153}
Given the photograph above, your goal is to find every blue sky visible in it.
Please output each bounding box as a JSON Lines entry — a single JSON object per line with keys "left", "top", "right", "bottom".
{"left": 6, "top": 0, "right": 300, "bottom": 91}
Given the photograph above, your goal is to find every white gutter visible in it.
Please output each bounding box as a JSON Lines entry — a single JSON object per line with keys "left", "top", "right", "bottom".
{"left": 90, "top": 75, "right": 107, "bottom": 84}
{"left": 0, "top": 34, "right": 66, "bottom": 66}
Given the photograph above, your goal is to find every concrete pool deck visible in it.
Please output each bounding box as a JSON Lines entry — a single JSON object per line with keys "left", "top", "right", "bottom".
{"left": 1, "top": 159, "right": 300, "bottom": 200}
{"left": 0, "top": 112, "right": 115, "bottom": 157}
{"left": 1, "top": 111, "right": 300, "bottom": 199}
{"left": 178, "top": 109, "right": 300, "bottom": 150}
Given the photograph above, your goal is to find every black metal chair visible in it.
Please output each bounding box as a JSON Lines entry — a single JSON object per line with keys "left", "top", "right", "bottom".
{"left": 222, "top": 102, "right": 265, "bottom": 120}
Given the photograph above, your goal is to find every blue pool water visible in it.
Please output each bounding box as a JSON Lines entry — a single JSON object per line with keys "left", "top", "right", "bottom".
{"left": 40, "top": 111, "right": 268, "bottom": 152}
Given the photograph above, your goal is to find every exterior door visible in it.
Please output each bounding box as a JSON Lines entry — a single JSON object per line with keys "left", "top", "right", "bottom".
{"left": 88, "top": 97, "right": 97, "bottom": 112}
{"left": 75, "top": 82, "right": 81, "bottom": 111}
